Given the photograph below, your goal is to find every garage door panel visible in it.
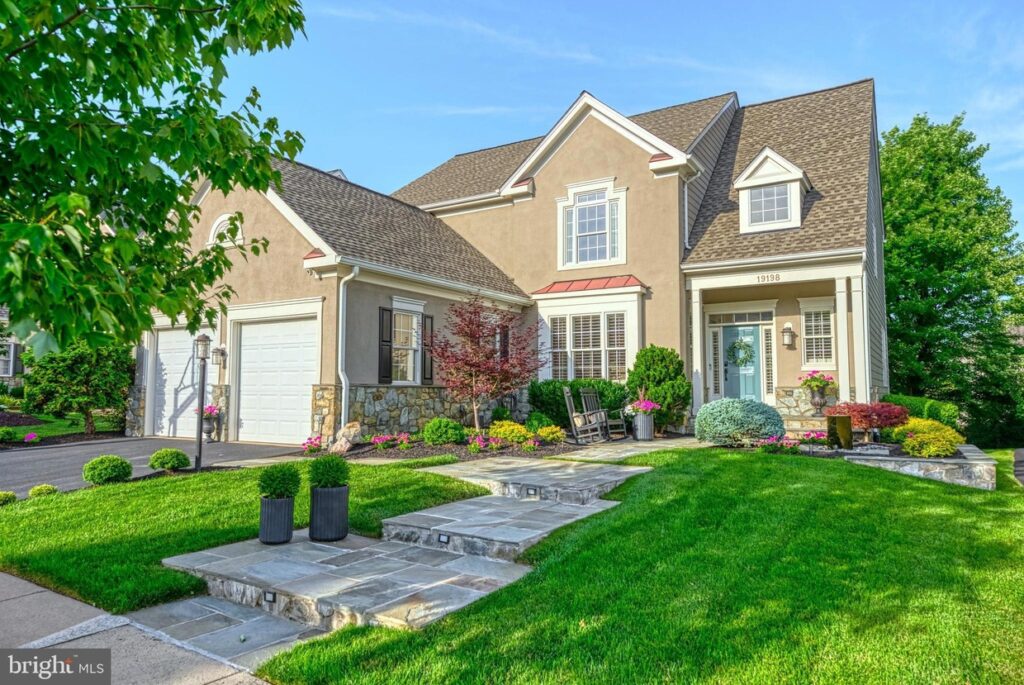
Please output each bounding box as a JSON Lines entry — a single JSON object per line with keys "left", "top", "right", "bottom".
{"left": 237, "top": 318, "right": 317, "bottom": 444}
{"left": 152, "top": 328, "right": 214, "bottom": 438}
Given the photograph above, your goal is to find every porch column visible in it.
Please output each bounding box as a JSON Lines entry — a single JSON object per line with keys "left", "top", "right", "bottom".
{"left": 834, "top": 277, "right": 851, "bottom": 401}
{"left": 690, "top": 288, "right": 705, "bottom": 414}
{"left": 850, "top": 274, "right": 868, "bottom": 402}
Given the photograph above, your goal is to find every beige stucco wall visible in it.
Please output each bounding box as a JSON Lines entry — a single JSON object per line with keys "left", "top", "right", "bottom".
{"left": 701, "top": 281, "right": 856, "bottom": 391}
{"left": 438, "top": 114, "right": 687, "bottom": 351}
{"left": 191, "top": 188, "right": 338, "bottom": 385}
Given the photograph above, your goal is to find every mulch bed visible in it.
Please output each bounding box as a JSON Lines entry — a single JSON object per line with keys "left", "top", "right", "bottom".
{"left": 344, "top": 440, "right": 585, "bottom": 462}
{"left": 0, "top": 431, "right": 123, "bottom": 451}
{"left": 0, "top": 411, "right": 42, "bottom": 427}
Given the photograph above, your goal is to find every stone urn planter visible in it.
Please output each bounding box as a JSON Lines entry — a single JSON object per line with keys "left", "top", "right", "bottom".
{"left": 633, "top": 413, "right": 655, "bottom": 441}
{"left": 308, "top": 455, "right": 350, "bottom": 542}
{"left": 257, "top": 463, "right": 300, "bottom": 545}
{"left": 808, "top": 387, "right": 828, "bottom": 417}
{"left": 202, "top": 417, "right": 217, "bottom": 443}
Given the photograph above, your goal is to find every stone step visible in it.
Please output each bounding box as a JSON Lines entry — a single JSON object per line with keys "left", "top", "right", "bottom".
{"left": 163, "top": 530, "right": 530, "bottom": 632}
{"left": 381, "top": 494, "right": 618, "bottom": 561}
{"left": 421, "top": 457, "right": 651, "bottom": 506}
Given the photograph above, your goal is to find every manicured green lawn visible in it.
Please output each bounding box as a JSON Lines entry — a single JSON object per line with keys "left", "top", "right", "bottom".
{"left": 260, "top": 448, "right": 1024, "bottom": 685}
{"left": 2, "top": 411, "right": 120, "bottom": 441}
{"left": 0, "top": 459, "right": 485, "bottom": 613}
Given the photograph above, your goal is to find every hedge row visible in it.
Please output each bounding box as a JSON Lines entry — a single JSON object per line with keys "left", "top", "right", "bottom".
{"left": 881, "top": 393, "right": 960, "bottom": 430}
{"left": 528, "top": 379, "right": 630, "bottom": 429}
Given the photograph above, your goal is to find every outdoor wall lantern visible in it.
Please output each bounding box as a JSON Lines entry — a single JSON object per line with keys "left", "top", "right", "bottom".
{"left": 211, "top": 344, "right": 227, "bottom": 367}
{"left": 782, "top": 323, "right": 796, "bottom": 347}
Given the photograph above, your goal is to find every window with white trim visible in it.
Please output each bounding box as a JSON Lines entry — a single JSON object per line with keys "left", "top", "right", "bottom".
{"left": 0, "top": 341, "right": 13, "bottom": 377}
{"left": 802, "top": 309, "right": 834, "bottom": 366}
{"left": 549, "top": 312, "right": 627, "bottom": 381}
{"left": 391, "top": 311, "right": 420, "bottom": 383}
{"left": 749, "top": 184, "right": 789, "bottom": 225}
{"left": 558, "top": 181, "right": 626, "bottom": 269}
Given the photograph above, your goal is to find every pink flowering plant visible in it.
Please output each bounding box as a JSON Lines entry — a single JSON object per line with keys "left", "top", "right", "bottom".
{"left": 23, "top": 432, "right": 40, "bottom": 444}
{"left": 801, "top": 430, "right": 828, "bottom": 446}
{"left": 519, "top": 437, "right": 540, "bottom": 453}
{"left": 487, "top": 436, "right": 504, "bottom": 451}
{"left": 754, "top": 435, "right": 801, "bottom": 455}
{"left": 798, "top": 371, "right": 837, "bottom": 392}
{"left": 302, "top": 435, "right": 323, "bottom": 455}
{"left": 395, "top": 433, "right": 412, "bottom": 450}
{"left": 629, "top": 398, "right": 662, "bottom": 414}
{"left": 194, "top": 404, "right": 220, "bottom": 419}
{"left": 371, "top": 434, "right": 395, "bottom": 450}
{"left": 467, "top": 434, "right": 486, "bottom": 454}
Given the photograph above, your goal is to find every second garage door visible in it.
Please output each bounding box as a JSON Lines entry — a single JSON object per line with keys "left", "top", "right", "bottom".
{"left": 236, "top": 318, "right": 318, "bottom": 444}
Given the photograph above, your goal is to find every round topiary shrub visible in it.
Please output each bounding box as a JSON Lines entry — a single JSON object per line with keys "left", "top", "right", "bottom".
{"left": 28, "top": 484, "right": 59, "bottom": 498}
{"left": 258, "top": 463, "right": 301, "bottom": 499}
{"left": 0, "top": 427, "right": 16, "bottom": 442}
{"left": 422, "top": 417, "right": 466, "bottom": 446}
{"left": 0, "top": 491, "right": 17, "bottom": 506}
{"left": 148, "top": 448, "right": 191, "bottom": 472}
{"left": 309, "top": 455, "right": 350, "bottom": 489}
{"left": 82, "top": 455, "right": 133, "bottom": 485}
{"left": 694, "top": 399, "right": 785, "bottom": 446}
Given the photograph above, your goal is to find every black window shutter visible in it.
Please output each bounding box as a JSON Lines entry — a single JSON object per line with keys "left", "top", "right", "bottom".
{"left": 499, "top": 325, "right": 510, "bottom": 360}
{"left": 378, "top": 307, "right": 393, "bottom": 385}
{"left": 12, "top": 343, "right": 23, "bottom": 374}
{"left": 421, "top": 315, "right": 434, "bottom": 385}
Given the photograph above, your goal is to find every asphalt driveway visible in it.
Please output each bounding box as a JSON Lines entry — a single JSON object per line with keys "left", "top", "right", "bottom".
{"left": 0, "top": 437, "right": 300, "bottom": 497}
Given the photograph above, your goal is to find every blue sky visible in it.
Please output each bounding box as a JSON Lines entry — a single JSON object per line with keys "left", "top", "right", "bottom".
{"left": 224, "top": 1, "right": 1024, "bottom": 232}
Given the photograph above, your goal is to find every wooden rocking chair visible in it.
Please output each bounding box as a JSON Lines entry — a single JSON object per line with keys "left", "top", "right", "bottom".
{"left": 579, "top": 387, "right": 628, "bottom": 440}
{"left": 562, "top": 387, "right": 606, "bottom": 444}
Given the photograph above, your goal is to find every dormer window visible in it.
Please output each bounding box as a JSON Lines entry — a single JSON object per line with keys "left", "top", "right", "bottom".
{"left": 557, "top": 179, "right": 627, "bottom": 270}
{"left": 734, "top": 147, "right": 811, "bottom": 234}
{"left": 749, "top": 183, "right": 790, "bottom": 225}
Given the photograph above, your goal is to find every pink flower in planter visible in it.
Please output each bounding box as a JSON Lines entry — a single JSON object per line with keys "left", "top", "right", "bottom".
{"left": 630, "top": 399, "right": 662, "bottom": 414}
{"left": 194, "top": 404, "right": 219, "bottom": 418}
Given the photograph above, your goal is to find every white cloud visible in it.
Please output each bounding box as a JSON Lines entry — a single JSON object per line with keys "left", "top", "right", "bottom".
{"left": 313, "top": 4, "right": 601, "bottom": 64}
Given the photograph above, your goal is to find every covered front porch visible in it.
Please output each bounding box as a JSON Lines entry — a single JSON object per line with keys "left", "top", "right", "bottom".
{"left": 685, "top": 257, "right": 871, "bottom": 424}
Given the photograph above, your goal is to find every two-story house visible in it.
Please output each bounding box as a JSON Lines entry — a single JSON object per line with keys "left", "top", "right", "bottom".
{"left": 128, "top": 79, "right": 888, "bottom": 443}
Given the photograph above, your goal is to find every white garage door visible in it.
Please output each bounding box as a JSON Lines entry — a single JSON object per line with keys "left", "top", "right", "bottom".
{"left": 236, "top": 318, "right": 318, "bottom": 444}
{"left": 152, "top": 328, "right": 214, "bottom": 438}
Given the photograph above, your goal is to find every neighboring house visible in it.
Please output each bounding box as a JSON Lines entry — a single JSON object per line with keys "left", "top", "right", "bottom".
{"left": 128, "top": 78, "right": 889, "bottom": 443}
{"left": 0, "top": 306, "right": 25, "bottom": 388}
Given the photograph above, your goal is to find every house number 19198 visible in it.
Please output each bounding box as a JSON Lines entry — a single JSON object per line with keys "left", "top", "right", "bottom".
{"left": 756, "top": 273, "right": 782, "bottom": 284}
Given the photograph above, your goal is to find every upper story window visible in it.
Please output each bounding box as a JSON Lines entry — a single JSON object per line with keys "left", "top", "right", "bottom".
{"left": 557, "top": 179, "right": 626, "bottom": 270}
{"left": 749, "top": 184, "right": 790, "bottom": 225}
{"left": 207, "top": 213, "right": 244, "bottom": 247}
{"left": 734, "top": 147, "right": 810, "bottom": 234}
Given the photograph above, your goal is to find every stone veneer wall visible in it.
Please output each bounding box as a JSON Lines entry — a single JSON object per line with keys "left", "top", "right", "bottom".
{"left": 211, "top": 384, "right": 230, "bottom": 442}
{"left": 312, "top": 384, "right": 343, "bottom": 439}
{"left": 345, "top": 385, "right": 529, "bottom": 436}
{"left": 844, "top": 444, "right": 996, "bottom": 490}
{"left": 125, "top": 384, "right": 145, "bottom": 437}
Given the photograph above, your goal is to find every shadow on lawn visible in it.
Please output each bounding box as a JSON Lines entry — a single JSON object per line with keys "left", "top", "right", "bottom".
{"left": 259, "top": 449, "right": 1024, "bottom": 684}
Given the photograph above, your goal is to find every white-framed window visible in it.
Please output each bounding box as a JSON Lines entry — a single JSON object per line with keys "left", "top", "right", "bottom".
{"left": 391, "top": 310, "right": 420, "bottom": 384}
{"left": 0, "top": 341, "right": 14, "bottom": 377}
{"left": 207, "top": 213, "right": 244, "bottom": 247}
{"left": 557, "top": 179, "right": 626, "bottom": 270}
{"left": 549, "top": 312, "right": 627, "bottom": 381}
{"left": 799, "top": 297, "right": 836, "bottom": 369}
{"left": 749, "top": 183, "right": 789, "bottom": 225}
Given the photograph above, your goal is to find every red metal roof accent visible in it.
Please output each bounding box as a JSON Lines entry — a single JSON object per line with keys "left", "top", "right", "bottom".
{"left": 531, "top": 275, "right": 645, "bottom": 295}
{"left": 649, "top": 152, "right": 673, "bottom": 162}
{"left": 303, "top": 248, "right": 326, "bottom": 259}
{"left": 512, "top": 176, "right": 533, "bottom": 187}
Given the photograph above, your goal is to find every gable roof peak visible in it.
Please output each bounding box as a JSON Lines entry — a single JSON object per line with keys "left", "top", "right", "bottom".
{"left": 734, "top": 146, "right": 811, "bottom": 190}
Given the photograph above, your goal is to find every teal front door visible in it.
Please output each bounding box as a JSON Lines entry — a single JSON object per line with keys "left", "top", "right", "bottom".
{"left": 723, "top": 325, "right": 761, "bottom": 401}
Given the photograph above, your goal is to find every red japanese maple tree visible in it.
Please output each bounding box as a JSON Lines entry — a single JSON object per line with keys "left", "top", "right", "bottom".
{"left": 825, "top": 401, "right": 909, "bottom": 439}
{"left": 430, "top": 295, "right": 543, "bottom": 430}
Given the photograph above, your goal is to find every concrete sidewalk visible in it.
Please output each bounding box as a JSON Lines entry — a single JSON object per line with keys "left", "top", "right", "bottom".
{"left": 0, "top": 573, "right": 266, "bottom": 684}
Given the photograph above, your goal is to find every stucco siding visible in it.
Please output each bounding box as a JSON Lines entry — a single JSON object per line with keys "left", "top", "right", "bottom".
{"left": 439, "top": 113, "right": 687, "bottom": 352}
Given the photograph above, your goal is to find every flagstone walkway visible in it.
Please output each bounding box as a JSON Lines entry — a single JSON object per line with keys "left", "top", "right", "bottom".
{"left": 564, "top": 436, "right": 709, "bottom": 462}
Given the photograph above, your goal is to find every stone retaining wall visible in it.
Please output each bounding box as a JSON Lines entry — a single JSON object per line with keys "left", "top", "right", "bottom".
{"left": 844, "top": 444, "right": 996, "bottom": 490}
{"left": 345, "top": 385, "right": 529, "bottom": 436}
{"left": 125, "top": 384, "right": 145, "bottom": 437}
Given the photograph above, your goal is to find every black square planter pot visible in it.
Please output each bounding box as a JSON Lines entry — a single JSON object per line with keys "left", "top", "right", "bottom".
{"left": 310, "top": 485, "right": 349, "bottom": 542}
{"left": 259, "top": 497, "right": 295, "bottom": 545}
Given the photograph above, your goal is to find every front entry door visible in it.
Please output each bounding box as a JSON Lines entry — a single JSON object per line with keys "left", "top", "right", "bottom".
{"left": 723, "top": 325, "right": 761, "bottom": 401}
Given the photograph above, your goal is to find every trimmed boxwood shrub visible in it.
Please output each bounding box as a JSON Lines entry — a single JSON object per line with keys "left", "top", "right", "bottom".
{"left": 528, "top": 379, "right": 630, "bottom": 429}
{"left": 28, "top": 484, "right": 59, "bottom": 498}
{"left": 82, "top": 455, "right": 133, "bottom": 485}
{"left": 525, "top": 411, "right": 554, "bottom": 432}
{"left": 884, "top": 417, "right": 964, "bottom": 458}
{"left": 694, "top": 399, "right": 785, "bottom": 446}
{"left": 148, "top": 448, "right": 190, "bottom": 472}
{"left": 258, "top": 463, "right": 301, "bottom": 499}
{"left": 309, "top": 455, "right": 350, "bottom": 489}
{"left": 488, "top": 420, "right": 532, "bottom": 444}
{"left": 0, "top": 427, "right": 16, "bottom": 442}
{"left": 422, "top": 417, "right": 466, "bottom": 446}
{"left": 0, "top": 491, "right": 17, "bottom": 506}
{"left": 882, "top": 393, "right": 960, "bottom": 430}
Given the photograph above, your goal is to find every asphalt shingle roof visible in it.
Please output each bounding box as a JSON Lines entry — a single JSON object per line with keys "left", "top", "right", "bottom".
{"left": 271, "top": 158, "right": 527, "bottom": 298}
{"left": 685, "top": 80, "right": 875, "bottom": 264}
{"left": 393, "top": 93, "right": 735, "bottom": 207}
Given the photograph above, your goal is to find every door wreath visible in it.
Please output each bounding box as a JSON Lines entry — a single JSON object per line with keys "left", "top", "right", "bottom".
{"left": 726, "top": 339, "right": 755, "bottom": 367}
